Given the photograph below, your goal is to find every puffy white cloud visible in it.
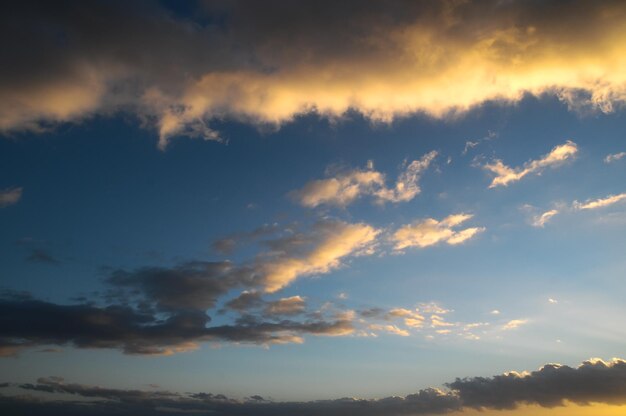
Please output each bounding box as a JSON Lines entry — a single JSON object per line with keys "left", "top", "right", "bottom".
{"left": 483, "top": 141, "right": 578, "bottom": 188}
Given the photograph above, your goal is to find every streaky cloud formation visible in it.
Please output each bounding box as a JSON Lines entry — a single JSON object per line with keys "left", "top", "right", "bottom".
{"left": 392, "top": 214, "right": 484, "bottom": 250}
{"left": 259, "top": 220, "right": 379, "bottom": 292}
{"left": 0, "top": 187, "right": 22, "bottom": 208}
{"left": 4, "top": 1, "right": 626, "bottom": 147}
{"left": 291, "top": 151, "right": 437, "bottom": 208}
{"left": 3, "top": 358, "right": 626, "bottom": 416}
{"left": 574, "top": 192, "right": 626, "bottom": 210}
{"left": 483, "top": 141, "right": 578, "bottom": 188}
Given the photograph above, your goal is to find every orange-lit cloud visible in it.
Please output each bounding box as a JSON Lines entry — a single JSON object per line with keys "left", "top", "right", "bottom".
{"left": 259, "top": 221, "right": 379, "bottom": 292}
{"left": 483, "top": 141, "right": 578, "bottom": 188}
{"left": 574, "top": 192, "right": 626, "bottom": 210}
{"left": 291, "top": 151, "right": 437, "bottom": 207}
{"left": 392, "top": 213, "right": 485, "bottom": 250}
{"left": 3, "top": 1, "right": 626, "bottom": 147}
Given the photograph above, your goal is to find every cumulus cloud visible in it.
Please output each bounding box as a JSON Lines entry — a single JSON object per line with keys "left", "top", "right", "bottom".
{"left": 448, "top": 358, "right": 626, "bottom": 409}
{"left": 531, "top": 209, "right": 559, "bottom": 227}
{"left": 291, "top": 152, "right": 437, "bottom": 208}
{"left": 0, "top": 187, "right": 22, "bottom": 207}
{"left": 483, "top": 141, "right": 578, "bottom": 188}
{"left": 574, "top": 192, "right": 626, "bottom": 210}
{"left": 604, "top": 152, "right": 626, "bottom": 163}
{"left": 3, "top": 2, "right": 626, "bottom": 147}
{"left": 4, "top": 358, "right": 626, "bottom": 415}
{"left": 392, "top": 214, "right": 485, "bottom": 250}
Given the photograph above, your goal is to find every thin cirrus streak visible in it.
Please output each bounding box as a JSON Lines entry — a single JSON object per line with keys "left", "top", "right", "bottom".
{"left": 574, "top": 193, "right": 626, "bottom": 210}
{"left": 482, "top": 141, "right": 578, "bottom": 188}
{"left": 3, "top": 1, "right": 626, "bottom": 148}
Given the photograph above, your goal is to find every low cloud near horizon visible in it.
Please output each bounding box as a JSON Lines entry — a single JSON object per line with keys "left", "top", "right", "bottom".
{"left": 2, "top": 358, "right": 626, "bottom": 416}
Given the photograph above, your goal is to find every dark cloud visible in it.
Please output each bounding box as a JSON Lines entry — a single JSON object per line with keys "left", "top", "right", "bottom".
{"left": 105, "top": 261, "right": 254, "bottom": 312}
{"left": 223, "top": 292, "right": 306, "bottom": 317}
{"left": 25, "top": 249, "right": 60, "bottom": 265}
{"left": 448, "top": 358, "right": 626, "bottom": 409}
{"left": 0, "top": 295, "right": 353, "bottom": 356}
{"left": 212, "top": 224, "right": 280, "bottom": 255}
{"left": 3, "top": 377, "right": 460, "bottom": 416}
{"left": 4, "top": 358, "right": 626, "bottom": 415}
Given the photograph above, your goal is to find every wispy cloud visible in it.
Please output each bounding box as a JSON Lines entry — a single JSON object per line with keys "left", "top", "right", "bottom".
{"left": 0, "top": 187, "right": 22, "bottom": 208}
{"left": 604, "top": 152, "right": 626, "bottom": 163}
{"left": 502, "top": 319, "right": 529, "bottom": 331}
{"left": 531, "top": 209, "right": 559, "bottom": 227}
{"left": 574, "top": 193, "right": 626, "bottom": 210}
{"left": 291, "top": 152, "right": 437, "bottom": 208}
{"left": 392, "top": 214, "right": 484, "bottom": 250}
{"left": 483, "top": 141, "right": 578, "bottom": 188}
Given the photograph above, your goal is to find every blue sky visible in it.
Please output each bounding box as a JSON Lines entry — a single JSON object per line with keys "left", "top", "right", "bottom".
{"left": 2, "top": 1, "right": 626, "bottom": 415}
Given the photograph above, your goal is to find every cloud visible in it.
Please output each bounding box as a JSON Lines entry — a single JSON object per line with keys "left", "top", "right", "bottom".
{"left": 212, "top": 224, "right": 280, "bottom": 255}
{"left": 258, "top": 221, "right": 379, "bottom": 292}
{"left": 224, "top": 292, "right": 307, "bottom": 317}
{"left": 109, "top": 220, "right": 379, "bottom": 307}
{"left": 24, "top": 249, "right": 60, "bottom": 265}
{"left": 291, "top": 152, "right": 437, "bottom": 208}
{"left": 106, "top": 261, "right": 249, "bottom": 312}
{"left": 0, "top": 187, "right": 22, "bottom": 207}
{"left": 604, "top": 152, "right": 626, "bottom": 163}
{"left": 448, "top": 358, "right": 626, "bottom": 409}
{"left": 0, "top": 296, "right": 354, "bottom": 356}
{"left": 574, "top": 192, "right": 626, "bottom": 210}
{"left": 531, "top": 209, "right": 559, "bottom": 227}
{"left": 392, "top": 213, "right": 484, "bottom": 250}
{"left": 4, "top": 2, "right": 626, "bottom": 147}
{"left": 263, "top": 296, "right": 307, "bottom": 316}
{"left": 4, "top": 358, "right": 626, "bottom": 415}
{"left": 483, "top": 141, "right": 578, "bottom": 188}
{"left": 502, "top": 319, "right": 528, "bottom": 330}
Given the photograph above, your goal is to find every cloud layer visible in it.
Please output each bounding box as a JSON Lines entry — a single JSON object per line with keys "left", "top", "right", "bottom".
{"left": 3, "top": 1, "right": 626, "bottom": 147}
{"left": 2, "top": 358, "right": 626, "bottom": 415}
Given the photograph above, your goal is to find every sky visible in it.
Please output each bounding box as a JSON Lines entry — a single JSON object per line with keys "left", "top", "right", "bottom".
{"left": 1, "top": 0, "right": 626, "bottom": 415}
